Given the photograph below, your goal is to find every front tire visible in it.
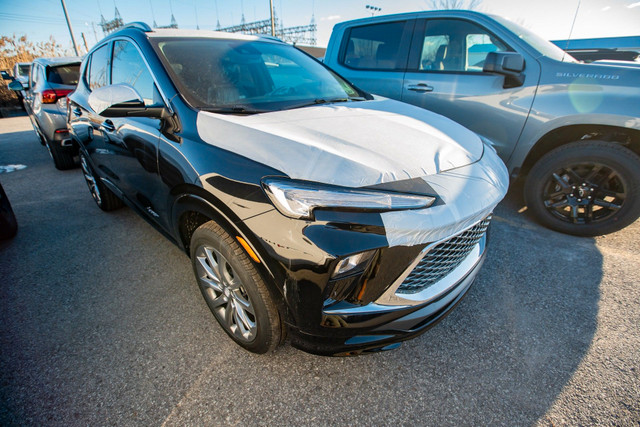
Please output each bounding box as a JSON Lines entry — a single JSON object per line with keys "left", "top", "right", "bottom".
{"left": 190, "top": 221, "right": 282, "bottom": 354}
{"left": 524, "top": 140, "right": 640, "bottom": 236}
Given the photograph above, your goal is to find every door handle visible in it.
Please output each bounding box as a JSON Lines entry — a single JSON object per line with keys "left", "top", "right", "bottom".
{"left": 407, "top": 83, "right": 434, "bottom": 92}
{"left": 73, "top": 107, "right": 82, "bottom": 117}
{"left": 101, "top": 120, "right": 115, "bottom": 132}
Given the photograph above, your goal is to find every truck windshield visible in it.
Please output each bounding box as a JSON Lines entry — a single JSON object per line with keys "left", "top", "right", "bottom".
{"left": 152, "top": 38, "right": 363, "bottom": 113}
{"left": 491, "top": 16, "right": 577, "bottom": 62}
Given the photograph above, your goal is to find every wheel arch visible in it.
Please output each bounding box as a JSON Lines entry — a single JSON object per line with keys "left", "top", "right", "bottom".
{"left": 170, "top": 185, "right": 287, "bottom": 306}
{"left": 520, "top": 124, "right": 640, "bottom": 177}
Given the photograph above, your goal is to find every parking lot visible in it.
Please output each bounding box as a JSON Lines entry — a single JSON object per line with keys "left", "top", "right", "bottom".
{"left": 0, "top": 115, "right": 638, "bottom": 426}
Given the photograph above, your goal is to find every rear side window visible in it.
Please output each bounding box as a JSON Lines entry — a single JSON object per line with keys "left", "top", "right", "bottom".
{"left": 47, "top": 64, "right": 80, "bottom": 85}
{"left": 342, "top": 21, "right": 407, "bottom": 70}
{"left": 89, "top": 44, "right": 110, "bottom": 90}
{"left": 111, "top": 40, "right": 156, "bottom": 105}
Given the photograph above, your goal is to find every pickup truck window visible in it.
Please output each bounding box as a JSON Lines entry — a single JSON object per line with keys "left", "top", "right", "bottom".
{"left": 491, "top": 15, "right": 575, "bottom": 62}
{"left": 342, "top": 21, "right": 407, "bottom": 70}
{"left": 419, "top": 19, "right": 509, "bottom": 72}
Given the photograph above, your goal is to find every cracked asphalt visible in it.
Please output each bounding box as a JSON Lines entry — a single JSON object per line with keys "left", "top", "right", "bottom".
{"left": 1, "top": 115, "right": 639, "bottom": 426}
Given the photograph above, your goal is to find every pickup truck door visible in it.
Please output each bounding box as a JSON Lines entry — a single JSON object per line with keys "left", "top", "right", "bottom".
{"left": 401, "top": 18, "right": 540, "bottom": 161}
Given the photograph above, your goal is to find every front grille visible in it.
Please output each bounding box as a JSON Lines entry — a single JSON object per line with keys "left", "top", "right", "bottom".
{"left": 397, "top": 216, "right": 491, "bottom": 294}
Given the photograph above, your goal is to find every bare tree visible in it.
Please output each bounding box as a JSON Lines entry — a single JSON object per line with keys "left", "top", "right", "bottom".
{"left": 425, "top": 0, "right": 482, "bottom": 10}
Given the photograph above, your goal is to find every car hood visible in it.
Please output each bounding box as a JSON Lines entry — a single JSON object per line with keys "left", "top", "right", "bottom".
{"left": 197, "top": 98, "right": 483, "bottom": 188}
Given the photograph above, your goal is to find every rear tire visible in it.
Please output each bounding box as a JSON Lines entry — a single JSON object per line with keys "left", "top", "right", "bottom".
{"left": 190, "top": 220, "right": 282, "bottom": 354}
{"left": 79, "top": 152, "right": 123, "bottom": 211}
{"left": 46, "top": 138, "right": 75, "bottom": 170}
{"left": 524, "top": 140, "right": 640, "bottom": 236}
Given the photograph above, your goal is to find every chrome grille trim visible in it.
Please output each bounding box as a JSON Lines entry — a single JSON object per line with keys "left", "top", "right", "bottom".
{"left": 398, "top": 216, "right": 491, "bottom": 294}
{"left": 374, "top": 214, "right": 492, "bottom": 307}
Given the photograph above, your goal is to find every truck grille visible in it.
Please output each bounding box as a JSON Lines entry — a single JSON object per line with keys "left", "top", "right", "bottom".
{"left": 397, "top": 216, "right": 491, "bottom": 294}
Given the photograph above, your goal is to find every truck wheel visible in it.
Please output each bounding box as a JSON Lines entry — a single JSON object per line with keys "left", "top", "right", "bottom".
{"left": 45, "top": 138, "right": 75, "bottom": 170}
{"left": 79, "top": 152, "right": 123, "bottom": 211}
{"left": 524, "top": 140, "right": 640, "bottom": 236}
{"left": 190, "top": 220, "right": 282, "bottom": 354}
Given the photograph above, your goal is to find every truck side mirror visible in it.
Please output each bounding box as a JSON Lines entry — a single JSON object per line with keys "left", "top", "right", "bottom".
{"left": 483, "top": 52, "right": 525, "bottom": 88}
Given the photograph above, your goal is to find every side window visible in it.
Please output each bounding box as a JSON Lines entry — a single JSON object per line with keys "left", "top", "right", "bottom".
{"left": 29, "top": 64, "right": 38, "bottom": 88}
{"left": 419, "top": 19, "right": 509, "bottom": 72}
{"left": 89, "top": 43, "right": 110, "bottom": 90}
{"left": 342, "top": 21, "right": 407, "bottom": 70}
{"left": 111, "top": 40, "right": 156, "bottom": 105}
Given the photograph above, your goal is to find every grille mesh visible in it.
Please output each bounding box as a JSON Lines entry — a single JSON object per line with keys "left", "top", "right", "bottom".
{"left": 397, "top": 216, "right": 491, "bottom": 294}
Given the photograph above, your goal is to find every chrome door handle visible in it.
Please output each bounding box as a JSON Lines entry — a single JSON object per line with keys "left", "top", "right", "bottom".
{"left": 101, "top": 120, "right": 115, "bottom": 132}
{"left": 407, "top": 84, "right": 434, "bottom": 92}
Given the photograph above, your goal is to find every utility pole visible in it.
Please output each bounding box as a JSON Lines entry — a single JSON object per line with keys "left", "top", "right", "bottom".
{"left": 269, "top": 0, "right": 275, "bottom": 36}
{"left": 81, "top": 32, "right": 89, "bottom": 53}
{"left": 60, "top": 0, "right": 80, "bottom": 56}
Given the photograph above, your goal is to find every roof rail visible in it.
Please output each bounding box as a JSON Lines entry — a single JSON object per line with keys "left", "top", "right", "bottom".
{"left": 257, "top": 34, "right": 282, "bottom": 42}
{"left": 120, "top": 22, "right": 153, "bottom": 32}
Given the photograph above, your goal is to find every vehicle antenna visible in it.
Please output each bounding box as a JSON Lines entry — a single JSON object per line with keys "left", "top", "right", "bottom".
{"left": 564, "top": 0, "right": 581, "bottom": 61}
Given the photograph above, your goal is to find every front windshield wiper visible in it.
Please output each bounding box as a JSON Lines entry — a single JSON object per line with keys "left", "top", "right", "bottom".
{"left": 201, "top": 105, "right": 269, "bottom": 115}
{"left": 284, "top": 97, "right": 367, "bottom": 111}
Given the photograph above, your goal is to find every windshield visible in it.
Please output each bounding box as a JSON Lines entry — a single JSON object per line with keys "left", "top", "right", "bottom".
{"left": 17, "top": 64, "right": 30, "bottom": 76}
{"left": 47, "top": 64, "right": 80, "bottom": 85}
{"left": 491, "top": 15, "right": 577, "bottom": 62}
{"left": 152, "top": 38, "right": 362, "bottom": 112}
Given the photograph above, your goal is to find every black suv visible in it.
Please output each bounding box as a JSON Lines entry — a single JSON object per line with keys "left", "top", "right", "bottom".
{"left": 67, "top": 23, "right": 508, "bottom": 355}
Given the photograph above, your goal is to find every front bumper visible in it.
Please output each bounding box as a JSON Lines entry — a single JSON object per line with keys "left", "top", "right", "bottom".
{"left": 287, "top": 228, "right": 488, "bottom": 356}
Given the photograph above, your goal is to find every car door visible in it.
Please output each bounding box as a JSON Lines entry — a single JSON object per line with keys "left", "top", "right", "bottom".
{"left": 401, "top": 18, "right": 540, "bottom": 161}
{"left": 99, "top": 38, "right": 164, "bottom": 221}
{"left": 69, "top": 42, "right": 113, "bottom": 179}
{"left": 332, "top": 19, "right": 415, "bottom": 99}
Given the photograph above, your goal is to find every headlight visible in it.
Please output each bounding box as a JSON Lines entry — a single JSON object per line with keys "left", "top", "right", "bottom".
{"left": 262, "top": 178, "right": 435, "bottom": 220}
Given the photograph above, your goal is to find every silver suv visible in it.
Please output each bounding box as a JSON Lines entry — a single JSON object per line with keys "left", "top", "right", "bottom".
{"left": 10, "top": 57, "right": 81, "bottom": 169}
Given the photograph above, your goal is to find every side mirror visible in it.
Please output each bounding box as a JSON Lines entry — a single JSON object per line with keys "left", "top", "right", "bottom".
{"left": 483, "top": 52, "right": 525, "bottom": 88}
{"left": 88, "top": 84, "right": 165, "bottom": 118}
{"left": 1, "top": 71, "right": 12, "bottom": 81}
{"left": 8, "top": 80, "right": 23, "bottom": 91}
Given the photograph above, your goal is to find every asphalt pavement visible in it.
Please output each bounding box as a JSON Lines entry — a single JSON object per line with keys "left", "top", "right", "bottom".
{"left": 1, "top": 115, "right": 638, "bottom": 426}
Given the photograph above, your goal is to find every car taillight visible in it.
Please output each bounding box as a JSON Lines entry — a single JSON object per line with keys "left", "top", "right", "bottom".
{"left": 41, "top": 89, "right": 73, "bottom": 104}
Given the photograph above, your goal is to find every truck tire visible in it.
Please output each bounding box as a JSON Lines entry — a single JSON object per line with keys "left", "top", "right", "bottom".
{"left": 524, "top": 140, "right": 640, "bottom": 236}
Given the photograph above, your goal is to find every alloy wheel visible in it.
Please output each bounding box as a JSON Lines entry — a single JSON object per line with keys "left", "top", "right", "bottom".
{"left": 542, "top": 162, "right": 626, "bottom": 225}
{"left": 195, "top": 244, "right": 257, "bottom": 342}
{"left": 80, "top": 154, "right": 102, "bottom": 205}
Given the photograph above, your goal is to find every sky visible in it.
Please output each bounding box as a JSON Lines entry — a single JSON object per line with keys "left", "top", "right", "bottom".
{"left": 0, "top": 0, "right": 639, "bottom": 54}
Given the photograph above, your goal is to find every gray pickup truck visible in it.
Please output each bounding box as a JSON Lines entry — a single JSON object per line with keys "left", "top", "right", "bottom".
{"left": 324, "top": 10, "right": 640, "bottom": 236}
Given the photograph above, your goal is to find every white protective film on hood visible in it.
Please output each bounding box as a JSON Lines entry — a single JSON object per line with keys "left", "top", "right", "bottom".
{"left": 197, "top": 98, "right": 509, "bottom": 247}
{"left": 196, "top": 98, "right": 483, "bottom": 188}
{"left": 381, "top": 146, "right": 509, "bottom": 247}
